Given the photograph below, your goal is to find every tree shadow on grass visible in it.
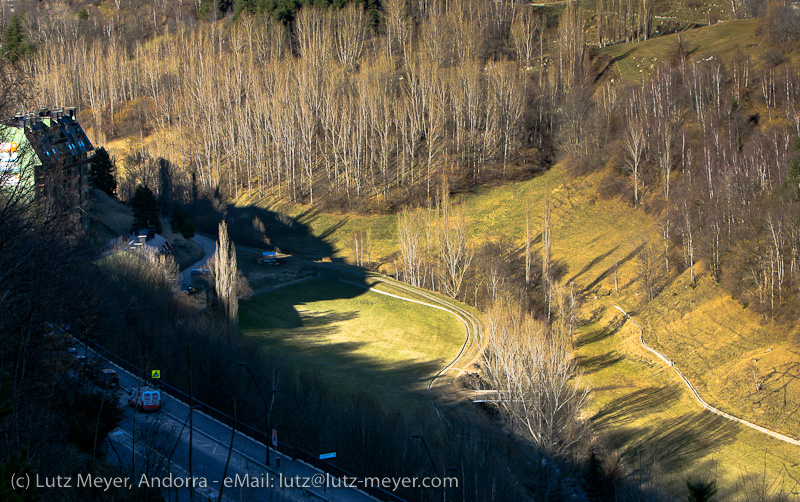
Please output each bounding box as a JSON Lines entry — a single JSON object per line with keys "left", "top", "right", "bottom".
{"left": 576, "top": 316, "right": 626, "bottom": 348}
{"left": 194, "top": 199, "right": 345, "bottom": 261}
{"left": 581, "top": 242, "right": 646, "bottom": 294}
{"left": 614, "top": 411, "right": 740, "bottom": 475}
{"left": 577, "top": 350, "right": 625, "bottom": 374}
{"left": 592, "top": 385, "right": 682, "bottom": 429}
{"left": 566, "top": 245, "right": 620, "bottom": 286}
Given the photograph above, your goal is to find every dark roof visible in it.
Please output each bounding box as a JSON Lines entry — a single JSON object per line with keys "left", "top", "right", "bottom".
{"left": 26, "top": 115, "right": 94, "bottom": 167}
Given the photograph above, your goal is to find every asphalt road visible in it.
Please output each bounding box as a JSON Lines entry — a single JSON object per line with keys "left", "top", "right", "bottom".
{"left": 84, "top": 346, "right": 380, "bottom": 502}
{"left": 181, "top": 235, "right": 217, "bottom": 287}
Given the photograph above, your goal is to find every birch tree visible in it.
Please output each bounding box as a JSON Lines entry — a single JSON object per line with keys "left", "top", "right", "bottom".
{"left": 437, "top": 187, "right": 473, "bottom": 298}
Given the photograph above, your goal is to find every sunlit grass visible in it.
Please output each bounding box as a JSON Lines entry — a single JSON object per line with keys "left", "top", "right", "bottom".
{"left": 238, "top": 275, "right": 465, "bottom": 412}
{"left": 237, "top": 163, "right": 800, "bottom": 494}
{"left": 601, "top": 19, "right": 760, "bottom": 83}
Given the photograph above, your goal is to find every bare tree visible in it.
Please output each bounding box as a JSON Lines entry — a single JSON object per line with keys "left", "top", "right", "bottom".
{"left": 510, "top": 7, "right": 541, "bottom": 68}
{"left": 398, "top": 210, "right": 425, "bottom": 287}
{"left": 333, "top": 4, "right": 368, "bottom": 71}
{"left": 437, "top": 193, "right": 473, "bottom": 299}
{"left": 209, "top": 221, "right": 241, "bottom": 324}
{"left": 556, "top": 0, "right": 586, "bottom": 91}
{"left": 637, "top": 240, "right": 662, "bottom": 301}
{"left": 383, "top": 0, "right": 412, "bottom": 60}
{"left": 488, "top": 62, "right": 526, "bottom": 174}
{"left": 681, "top": 201, "right": 696, "bottom": 285}
{"left": 623, "top": 113, "right": 647, "bottom": 205}
{"left": 542, "top": 196, "right": 552, "bottom": 317}
{"left": 525, "top": 199, "right": 532, "bottom": 285}
{"left": 352, "top": 227, "right": 373, "bottom": 268}
{"left": 479, "top": 301, "right": 589, "bottom": 459}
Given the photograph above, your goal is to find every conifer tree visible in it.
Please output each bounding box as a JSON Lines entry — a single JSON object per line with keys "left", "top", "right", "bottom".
{"left": 131, "top": 185, "right": 162, "bottom": 233}
{"left": 90, "top": 147, "right": 117, "bottom": 198}
{"left": 2, "top": 15, "right": 33, "bottom": 64}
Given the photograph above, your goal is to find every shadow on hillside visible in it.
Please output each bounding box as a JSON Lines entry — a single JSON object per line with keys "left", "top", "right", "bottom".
{"left": 192, "top": 199, "right": 426, "bottom": 403}
{"left": 581, "top": 242, "right": 646, "bottom": 294}
{"left": 236, "top": 271, "right": 465, "bottom": 463}
{"left": 592, "top": 385, "right": 681, "bottom": 429}
{"left": 193, "top": 199, "right": 345, "bottom": 260}
{"left": 567, "top": 245, "right": 620, "bottom": 286}
{"left": 190, "top": 198, "right": 710, "bottom": 501}
{"left": 576, "top": 316, "right": 626, "bottom": 348}
{"left": 612, "top": 48, "right": 637, "bottom": 63}
{"left": 613, "top": 411, "right": 740, "bottom": 475}
{"left": 577, "top": 350, "right": 625, "bottom": 374}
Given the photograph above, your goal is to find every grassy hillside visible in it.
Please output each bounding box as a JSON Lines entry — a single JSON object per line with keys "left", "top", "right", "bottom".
{"left": 601, "top": 19, "right": 762, "bottom": 82}
{"left": 95, "top": 13, "right": 800, "bottom": 495}
{"left": 238, "top": 273, "right": 466, "bottom": 413}
{"left": 600, "top": 17, "right": 800, "bottom": 87}
{"left": 236, "top": 163, "right": 800, "bottom": 496}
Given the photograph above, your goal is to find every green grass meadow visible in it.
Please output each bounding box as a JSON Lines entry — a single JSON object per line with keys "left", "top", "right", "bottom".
{"left": 229, "top": 19, "right": 800, "bottom": 495}
{"left": 238, "top": 274, "right": 465, "bottom": 412}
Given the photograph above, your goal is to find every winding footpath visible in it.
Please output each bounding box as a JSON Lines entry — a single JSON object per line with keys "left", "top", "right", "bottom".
{"left": 338, "top": 276, "right": 481, "bottom": 422}
{"left": 614, "top": 305, "right": 800, "bottom": 447}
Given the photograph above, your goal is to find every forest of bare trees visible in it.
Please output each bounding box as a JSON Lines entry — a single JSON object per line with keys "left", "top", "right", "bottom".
{"left": 28, "top": 0, "right": 555, "bottom": 210}
{"left": 13, "top": 0, "right": 800, "bottom": 322}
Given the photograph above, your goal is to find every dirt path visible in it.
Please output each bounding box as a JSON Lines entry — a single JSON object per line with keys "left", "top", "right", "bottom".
{"left": 330, "top": 268, "right": 484, "bottom": 423}
{"left": 615, "top": 305, "right": 800, "bottom": 447}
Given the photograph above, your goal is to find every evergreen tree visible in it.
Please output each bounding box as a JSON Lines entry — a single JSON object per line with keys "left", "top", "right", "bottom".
{"left": 686, "top": 479, "right": 717, "bottom": 502}
{"left": 90, "top": 147, "right": 117, "bottom": 198}
{"left": 131, "top": 185, "right": 162, "bottom": 234}
{"left": 2, "top": 15, "right": 33, "bottom": 64}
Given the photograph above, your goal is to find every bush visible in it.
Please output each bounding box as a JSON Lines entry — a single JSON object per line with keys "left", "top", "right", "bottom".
{"left": 180, "top": 218, "right": 195, "bottom": 239}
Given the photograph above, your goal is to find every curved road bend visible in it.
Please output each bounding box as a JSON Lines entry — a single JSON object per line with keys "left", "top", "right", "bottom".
{"left": 181, "top": 235, "right": 217, "bottom": 288}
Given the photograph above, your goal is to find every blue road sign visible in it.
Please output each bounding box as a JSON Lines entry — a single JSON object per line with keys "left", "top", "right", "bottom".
{"left": 319, "top": 452, "right": 336, "bottom": 460}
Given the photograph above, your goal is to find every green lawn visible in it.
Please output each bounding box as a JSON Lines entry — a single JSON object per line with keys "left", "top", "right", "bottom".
{"left": 238, "top": 274, "right": 465, "bottom": 412}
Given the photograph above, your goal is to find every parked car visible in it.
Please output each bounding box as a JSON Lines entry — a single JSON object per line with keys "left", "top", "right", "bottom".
{"left": 256, "top": 251, "right": 278, "bottom": 265}
{"left": 95, "top": 369, "right": 119, "bottom": 389}
{"left": 127, "top": 387, "right": 161, "bottom": 412}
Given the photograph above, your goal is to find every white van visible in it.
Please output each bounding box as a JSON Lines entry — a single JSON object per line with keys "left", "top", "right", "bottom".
{"left": 128, "top": 387, "right": 161, "bottom": 412}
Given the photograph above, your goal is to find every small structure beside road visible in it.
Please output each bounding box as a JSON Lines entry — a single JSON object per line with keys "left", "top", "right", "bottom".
{"left": 128, "top": 229, "right": 174, "bottom": 255}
